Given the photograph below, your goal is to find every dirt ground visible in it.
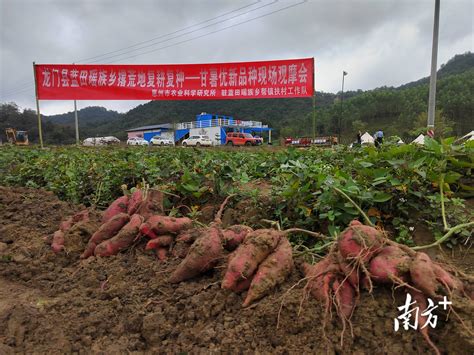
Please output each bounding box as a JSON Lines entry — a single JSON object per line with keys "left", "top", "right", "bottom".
{"left": 0, "top": 186, "right": 473, "bottom": 354}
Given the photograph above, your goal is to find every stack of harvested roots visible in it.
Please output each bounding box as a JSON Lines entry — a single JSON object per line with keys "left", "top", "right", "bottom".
{"left": 302, "top": 220, "right": 473, "bottom": 354}
{"left": 50, "top": 191, "right": 473, "bottom": 352}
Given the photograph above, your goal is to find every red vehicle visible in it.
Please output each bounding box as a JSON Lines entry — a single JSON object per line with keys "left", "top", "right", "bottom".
{"left": 225, "top": 132, "right": 263, "bottom": 146}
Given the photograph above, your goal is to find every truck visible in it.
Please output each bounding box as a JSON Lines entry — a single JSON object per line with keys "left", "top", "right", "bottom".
{"left": 284, "top": 136, "right": 338, "bottom": 147}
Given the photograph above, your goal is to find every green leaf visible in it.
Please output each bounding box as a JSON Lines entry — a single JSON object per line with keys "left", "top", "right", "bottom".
{"left": 373, "top": 192, "right": 392, "bottom": 202}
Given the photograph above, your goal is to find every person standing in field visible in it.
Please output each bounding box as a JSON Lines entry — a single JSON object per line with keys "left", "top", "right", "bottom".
{"left": 374, "top": 130, "right": 384, "bottom": 148}
{"left": 356, "top": 131, "right": 362, "bottom": 146}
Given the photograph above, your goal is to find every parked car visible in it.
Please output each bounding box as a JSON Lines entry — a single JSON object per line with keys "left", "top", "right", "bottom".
{"left": 103, "top": 136, "right": 121, "bottom": 144}
{"left": 182, "top": 135, "right": 212, "bottom": 147}
{"left": 225, "top": 132, "right": 263, "bottom": 146}
{"left": 83, "top": 136, "right": 120, "bottom": 146}
{"left": 150, "top": 135, "right": 174, "bottom": 146}
{"left": 127, "top": 137, "right": 149, "bottom": 146}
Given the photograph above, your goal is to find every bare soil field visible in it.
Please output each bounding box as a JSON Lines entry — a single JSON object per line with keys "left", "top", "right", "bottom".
{"left": 0, "top": 186, "right": 473, "bottom": 354}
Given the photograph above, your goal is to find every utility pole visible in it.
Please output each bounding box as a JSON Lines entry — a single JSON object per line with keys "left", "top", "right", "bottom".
{"left": 427, "top": 0, "right": 440, "bottom": 134}
{"left": 339, "top": 71, "right": 347, "bottom": 143}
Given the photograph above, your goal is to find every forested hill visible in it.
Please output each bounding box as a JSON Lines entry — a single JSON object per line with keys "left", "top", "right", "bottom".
{"left": 1, "top": 52, "right": 472, "bottom": 144}
{"left": 47, "top": 106, "right": 123, "bottom": 127}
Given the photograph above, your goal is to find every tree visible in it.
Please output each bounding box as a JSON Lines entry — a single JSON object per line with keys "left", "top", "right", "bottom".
{"left": 410, "top": 110, "right": 454, "bottom": 138}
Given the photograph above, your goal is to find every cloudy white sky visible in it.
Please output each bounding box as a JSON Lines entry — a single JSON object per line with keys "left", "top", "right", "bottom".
{"left": 1, "top": 0, "right": 472, "bottom": 115}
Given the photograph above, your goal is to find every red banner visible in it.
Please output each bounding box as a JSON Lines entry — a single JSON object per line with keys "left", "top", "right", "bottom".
{"left": 34, "top": 58, "right": 314, "bottom": 100}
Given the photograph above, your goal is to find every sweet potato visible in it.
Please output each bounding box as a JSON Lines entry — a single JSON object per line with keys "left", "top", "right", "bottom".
{"left": 102, "top": 195, "right": 129, "bottom": 223}
{"left": 147, "top": 215, "right": 193, "bottom": 235}
{"left": 145, "top": 235, "right": 174, "bottom": 250}
{"left": 127, "top": 189, "right": 143, "bottom": 215}
{"left": 411, "top": 290, "right": 441, "bottom": 355}
{"left": 169, "top": 227, "right": 224, "bottom": 283}
{"left": 222, "top": 229, "right": 282, "bottom": 290}
{"left": 59, "top": 209, "right": 89, "bottom": 232}
{"left": 302, "top": 257, "right": 339, "bottom": 302}
{"left": 222, "top": 225, "right": 253, "bottom": 251}
{"left": 94, "top": 214, "right": 143, "bottom": 256}
{"left": 432, "top": 263, "right": 464, "bottom": 294}
{"left": 81, "top": 213, "right": 130, "bottom": 259}
{"left": 72, "top": 209, "right": 90, "bottom": 223}
{"left": 156, "top": 247, "right": 168, "bottom": 261}
{"left": 171, "top": 229, "right": 204, "bottom": 258}
{"left": 175, "top": 229, "right": 204, "bottom": 243}
{"left": 230, "top": 274, "right": 254, "bottom": 293}
{"left": 338, "top": 220, "right": 383, "bottom": 262}
{"left": 51, "top": 230, "right": 65, "bottom": 253}
{"left": 336, "top": 252, "right": 360, "bottom": 290}
{"left": 139, "top": 222, "right": 160, "bottom": 239}
{"left": 369, "top": 245, "right": 410, "bottom": 284}
{"left": 242, "top": 238, "right": 294, "bottom": 307}
{"left": 333, "top": 278, "right": 356, "bottom": 319}
{"left": 137, "top": 189, "right": 164, "bottom": 219}
{"left": 409, "top": 252, "right": 439, "bottom": 298}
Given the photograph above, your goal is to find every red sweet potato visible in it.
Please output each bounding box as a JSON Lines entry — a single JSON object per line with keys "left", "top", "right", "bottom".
{"left": 145, "top": 235, "right": 174, "bottom": 250}
{"left": 409, "top": 252, "right": 439, "bottom": 298}
{"left": 338, "top": 220, "right": 383, "bottom": 262}
{"left": 171, "top": 229, "right": 204, "bottom": 258}
{"left": 222, "top": 229, "right": 282, "bottom": 290}
{"left": 432, "top": 263, "right": 464, "bottom": 294}
{"left": 147, "top": 215, "right": 193, "bottom": 235}
{"left": 51, "top": 230, "right": 65, "bottom": 253}
{"left": 369, "top": 245, "right": 411, "bottom": 284}
{"left": 230, "top": 274, "right": 254, "bottom": 293}
{"left": 127, "top": 189, "right": 143, "bottom": 215}
{"left": 139, "top": 222, "right": 160, "bottom": 239}
{"left": 302, "top": 257, "right": 339, "bottom": 302}
{"left": 175, "top": 228, "right": 204, "bottom": 243}
{"left": 336, "top": 252, "right": 360, "bottom": 290}
{"left": 411, "top": 290, "right": 441, "bottom": 355}
{"left": 72, "top": 209, "right": 90, "bottom": 223}
{"left": 223, "top": 225, "right": 253, "bottom": 251}
{"left": 156, "top": 247, "right": 168, "bottom": 261}
{"left": 169, "top": 227, "right": 223, "bottom": 283}
{"left": 59, "top": 210, "right": 89, "bottom": 232}
{"left": 242, "top": 237, "right": 294, "bottom": 307}
{"left": 102, "top": 195, "right": 129, "bottom": 223}
{"left": 81, "top": 213, "right": 130, "bottom": 259}
{"left": 333, "top": 277, "right": 356, "bottom": 319}
{"left": 136, "top": 189, "right": 164, "bottom": 219}
{"left": 94, "top": 214, "right": 143, "bottom": 256}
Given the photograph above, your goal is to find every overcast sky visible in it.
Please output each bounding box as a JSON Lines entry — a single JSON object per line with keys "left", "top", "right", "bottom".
{"left": 1, "top": 0, "right": 472, "bottom": 115}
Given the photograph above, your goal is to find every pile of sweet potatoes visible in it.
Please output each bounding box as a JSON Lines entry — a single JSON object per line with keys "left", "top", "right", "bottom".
{"left": 303, "top": 219, "right": 472, "bottom": 354}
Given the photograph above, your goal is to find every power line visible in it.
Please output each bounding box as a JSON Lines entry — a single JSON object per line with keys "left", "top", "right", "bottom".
{"left": 1, "top": 0, "right": 307, "bottom": 99}
{"left": 87, "top": 0, "right": 278, "bottom": 64}
{"left": 109, "top": 0, "right": 307, "bottom": 63}
{"left": 2, "top": 1, "right": 265, "bottom": 97}
{"left": 78, "top": 0, "right": 262, "bottom": 63}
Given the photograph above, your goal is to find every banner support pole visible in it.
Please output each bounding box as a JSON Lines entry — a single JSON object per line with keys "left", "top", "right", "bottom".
{"left": 312, "top": 57, "right": 316, "bottom": 140}
{"left": 32, "top": 61, "right": 44, "bottom": 148}
{"left": 74, "top": 100, "right": 79, "bottom": 145}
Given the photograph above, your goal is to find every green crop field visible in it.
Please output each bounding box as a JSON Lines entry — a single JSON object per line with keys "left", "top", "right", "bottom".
{"left": 1, "top": 138, "right": 472, "bottom": 248}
